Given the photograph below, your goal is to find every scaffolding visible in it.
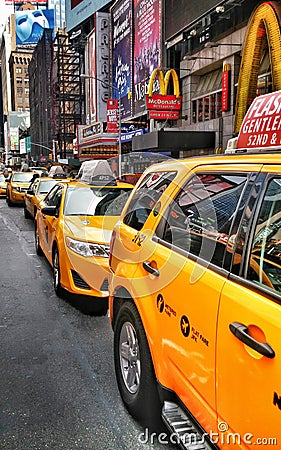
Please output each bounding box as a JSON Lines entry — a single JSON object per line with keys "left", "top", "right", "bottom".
{"left": 52, "top": 30, "right": 84, "bottom": 159}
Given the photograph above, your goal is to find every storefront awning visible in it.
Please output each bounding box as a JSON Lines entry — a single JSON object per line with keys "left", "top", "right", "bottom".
{"left": 132, "top": 130, "right": 215, "bottom": 154}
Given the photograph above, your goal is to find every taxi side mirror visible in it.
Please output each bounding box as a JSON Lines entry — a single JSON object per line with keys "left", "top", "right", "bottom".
{"left": 41, "top": 205, "right": 58, "bottom": 217}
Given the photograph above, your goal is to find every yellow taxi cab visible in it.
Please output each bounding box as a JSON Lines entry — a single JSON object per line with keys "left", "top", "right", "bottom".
{"left": 6, "top": 171, "right": 38, "bottom": 206}
{"left": 34, "top": 161, "right": 133, "bottom": 315}
{"left": 108, "top": 90, "right": 281, "bottom": 448}
{"left": 0, "top": 173, "right": 8, "bottom": 197}
{"left": 24, "top": 176, "right": 68, "bottom": 219}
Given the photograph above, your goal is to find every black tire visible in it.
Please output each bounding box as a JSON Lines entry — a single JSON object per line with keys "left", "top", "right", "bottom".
{"left": 34, "top": 225, "right": 43, "bottom": 256}
{"left": 114, "top": 301, "right": 161, "bottom": 425}
{"left": 7, "top": 194, "right": 12, "bottom": 206}
{"left": 53, "top": 247, "right": 64, "bottom": 298}
{"left": 85, "top": 298, "right": 108, "bottom": 316}
{"left": 24, "top": 205, "right": 31, "bottom": 219}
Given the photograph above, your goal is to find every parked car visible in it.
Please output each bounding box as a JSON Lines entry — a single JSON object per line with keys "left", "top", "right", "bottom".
{"left": 34, "top": 168, "right": 133, "bottom": 315}
{"left": 6, "top": 171, "right": 38, "bottom": 206}
{"left": 108, "top": 88, "right": 281, "bottom": 450}
{"left": 0, "top": 173, "right": 8, "bottom": 197}
{"left": 24, "top": 176, "right": 68, "bottom": 219}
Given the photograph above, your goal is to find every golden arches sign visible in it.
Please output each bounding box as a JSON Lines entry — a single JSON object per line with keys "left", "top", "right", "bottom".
{"left": 147, "top": 68, "right": 180, "bottom": 97}
{"left": 235, "top": 1, "right": 281, "bottom": 132}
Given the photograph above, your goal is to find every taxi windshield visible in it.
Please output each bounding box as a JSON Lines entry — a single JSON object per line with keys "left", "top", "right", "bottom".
{"left": 37, "top": 179, "right": 60, "bottom": 194}
{"left": 0, "top": 174, "right": 6, "bottom": 182}
{"left": 64, "top": 186, "right": 132, "bottom": 216}
{"left": 13, "top": 172, "right": 35, "bottom": 183}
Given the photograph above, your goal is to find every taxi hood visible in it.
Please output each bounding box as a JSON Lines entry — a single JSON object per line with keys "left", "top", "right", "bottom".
{"left": 64, "top": 215, "right": 117, "bottom": 244}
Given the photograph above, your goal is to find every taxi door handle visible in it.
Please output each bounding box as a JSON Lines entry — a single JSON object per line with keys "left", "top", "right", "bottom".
{"left": 229, "top": 322, "right": 275, "bottom": 359}
{"left": 143, "top": 261, "right": 159, "bottom": 277}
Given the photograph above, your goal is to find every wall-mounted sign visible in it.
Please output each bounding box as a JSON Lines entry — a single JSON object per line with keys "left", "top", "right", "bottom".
{"left": 146, "top": 68, "right": 182, "bottom": 120}
{"left": 222, "top": 64, "right": 231, "bottom": 112}
{"left": 107, "top": 99, "right": 119, "bottom": 133}
{"left": 81, "top": 122, "right": 104, "bottom": 141}
{"left": 236, "top": 90, "right": 281, "bottom": 149}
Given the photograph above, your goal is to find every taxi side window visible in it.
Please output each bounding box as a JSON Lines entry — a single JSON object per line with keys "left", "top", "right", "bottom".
{"left": 160, "top": 172, "right": 247, "bottom": 267}
{"left": 247, "top": 178, "right": 281, "bottom": 293}
{"left": 45, "top": 185, "right": 63, "bottom": 209}
{"left": 123, "top": 171, "right": 177, "bottom": 231}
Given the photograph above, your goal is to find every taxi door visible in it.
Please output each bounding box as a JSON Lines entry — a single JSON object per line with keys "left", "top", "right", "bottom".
{"left": 216, "top": 171, "right": 281, "bottom": 448}
{"left": 132, "top": 168, "right": 251, "bottom": 433}
{"left": 25, "top": 178, "right": 38, "bottom": 213}
{"left": 37, "top": 184, "right": 63, "bottom": 264}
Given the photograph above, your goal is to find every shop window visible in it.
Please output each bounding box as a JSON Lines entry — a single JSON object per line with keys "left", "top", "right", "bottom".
{"left": 193, "top": 92, "right": 222, "bottom": 123}
{"left": 192, "top": 101, "right": 197, "bottom": 123}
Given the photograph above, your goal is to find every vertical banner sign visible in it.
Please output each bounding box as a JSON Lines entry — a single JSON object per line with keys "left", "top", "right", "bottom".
{"left": 111, "top": 0, "right": 133, "bottom": 119}
{"left": 222, "top": 64, "right": 231, "bottom": 112}
{"left": 88, "top": 13, "right": 110, "bottom": 123}
{"left": 88, "top": 29, "right": 97, "bottom": 123}
{"left": 96, "top": 12, "right": 110, "bottom": 122}
{"left": 134, "top": 0, "right": 161, "bottom": 116}
{"left": 107, "top": 99, "right": 119, "bottom": 132}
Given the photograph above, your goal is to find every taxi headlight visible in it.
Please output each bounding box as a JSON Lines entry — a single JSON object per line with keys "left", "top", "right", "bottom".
{"left": 65, "top": 236, "right": 110, "bottom": 257}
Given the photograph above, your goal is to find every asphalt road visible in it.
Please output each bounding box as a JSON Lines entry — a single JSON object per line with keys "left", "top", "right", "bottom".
{"left": 0, "top": 199, "right": 175, "bottom": 450}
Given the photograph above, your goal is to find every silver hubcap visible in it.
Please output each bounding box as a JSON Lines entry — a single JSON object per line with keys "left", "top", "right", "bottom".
{"left": 119, "top": 321, "right": 140, "bottom": 394}
{"left": 53, "top": 252, "right": 59, "bottom": 288}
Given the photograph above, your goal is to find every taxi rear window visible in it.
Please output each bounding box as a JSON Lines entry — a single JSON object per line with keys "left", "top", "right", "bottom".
{"left": 123, "top": 171, "right": 177, "bottom": 230}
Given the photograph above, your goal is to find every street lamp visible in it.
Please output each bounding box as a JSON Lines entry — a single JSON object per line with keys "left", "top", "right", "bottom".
{"left": 80, "top": 73, "right": 122, "bottom": 178}
{"left": 29, "top": 141, "right": 56, "bottom": 162}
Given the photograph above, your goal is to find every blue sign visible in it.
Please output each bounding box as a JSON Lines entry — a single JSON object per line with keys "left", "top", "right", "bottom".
{"left": 15, "top": 9, "right": 54, "bottom": 45}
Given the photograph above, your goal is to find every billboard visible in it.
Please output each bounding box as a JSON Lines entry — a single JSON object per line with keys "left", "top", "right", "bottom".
{"left": 111, "top": 0, "right": 133, "bottom": 120}
{"left": 66, "top": 0, "right": 111, "bottom": 32}
{"left": 133, "top": 0, "right": 161, "bottom": 116}
{"left": 5, "top": 0, "right": 47, "bottom": 4}
{"left": 164, "top": 0, "right": 221, "bottom": 41}
{"left": 15, "top": 9, "right": 54, "bottom": 45}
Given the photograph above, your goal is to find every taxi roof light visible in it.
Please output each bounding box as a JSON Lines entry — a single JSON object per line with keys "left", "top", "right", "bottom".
{"left": 77, "top": 160, "right": 114, "bottom": 184}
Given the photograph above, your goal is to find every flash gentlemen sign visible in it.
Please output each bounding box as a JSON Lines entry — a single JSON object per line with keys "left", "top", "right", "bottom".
{"left": 237, "top": 90, "right": 281, "bottom": 149}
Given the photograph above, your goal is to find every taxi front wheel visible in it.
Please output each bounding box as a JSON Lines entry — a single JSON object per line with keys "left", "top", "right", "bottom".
{"left": 53, "top": 248, "right": 64, "bottom": 298}
{"left": 114, "top": 301, "right": 161, "bottom": 426}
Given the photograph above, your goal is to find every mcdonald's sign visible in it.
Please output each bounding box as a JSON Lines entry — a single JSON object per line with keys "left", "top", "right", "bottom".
{"left": 146, "top": 68, "right": 182, "bottom": 120}
{"left": 234, "top": 1, "right": 281, "bottom": 133}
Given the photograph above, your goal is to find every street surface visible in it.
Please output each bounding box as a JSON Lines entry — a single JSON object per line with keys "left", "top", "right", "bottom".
{"left": 0, "top": 199, "right": 174, "bottom": 450}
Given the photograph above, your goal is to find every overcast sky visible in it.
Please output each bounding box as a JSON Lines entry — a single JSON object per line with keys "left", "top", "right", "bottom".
{"left": 0, "top": 0, "right": 13, "bottom": 31}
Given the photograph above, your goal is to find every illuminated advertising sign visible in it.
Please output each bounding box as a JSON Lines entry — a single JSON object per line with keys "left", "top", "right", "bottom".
{"left": 237, "top": 90, "right": 281, "bottom": 149}
{"left": 221, "top": 64, "right": 231, "bottom": 112}
{"left": 66, "top": 0, "right": 110, "bottom": 33}
{"left": 107, "top": 99, "right": 119, "bottom": 133}
{"left": 111, "top": 0, "right": 133, "bottom": 119}
{"left": 234, "top": 2, "right": 281, "bottom": 132}
{"left": 134, "top": 0, "right": 161, "bottom": 116}
{"left": 15, "top": 9, "right": 54, "bottom": 45}
{"left": 146, "top": 68, "right": 182, "bottom": 120}
{"left": 5, "top": 0, "right": 47, "bottom": 4}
